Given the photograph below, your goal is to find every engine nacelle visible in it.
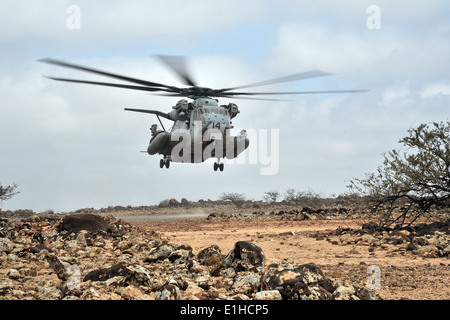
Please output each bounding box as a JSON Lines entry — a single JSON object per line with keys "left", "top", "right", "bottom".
{"left": 226, "top": 103, "right": 240, "bottom": 119}
{"left": 168, "top": 109, "right": 186, "bottom": 121}
{"left": 174, "top": 99, "right": 189, "bottom": 112}
{"left": 168, "top": 100, "right": 189, "bottom": 121}
{"left": 148, "top": 132, "right": 170, "bottom": 155}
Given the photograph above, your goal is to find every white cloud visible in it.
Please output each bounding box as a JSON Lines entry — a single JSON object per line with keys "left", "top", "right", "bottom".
{"left": 1, "top": 1, "right": 449, "bottom": 212}
{"left": 420, "top": 82, "right": 450, "bottom": 98}
{"left": 0, "top": 0, "right": 268, "bottom": 42}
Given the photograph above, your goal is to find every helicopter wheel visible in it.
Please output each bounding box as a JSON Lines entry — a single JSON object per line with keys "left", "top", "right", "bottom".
{"left": 160, "top": 158, "right": 170, "bottom": 169}
{"left": 214, "top": 162, "right": 224, "bottom": 172}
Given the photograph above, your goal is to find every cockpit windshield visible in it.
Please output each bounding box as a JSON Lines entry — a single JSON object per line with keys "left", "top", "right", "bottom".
{"left": 199, "top": 107, "right": 228, "bottom": 115}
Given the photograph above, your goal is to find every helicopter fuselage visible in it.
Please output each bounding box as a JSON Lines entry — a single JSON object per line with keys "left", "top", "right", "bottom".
{"left": 146, "top": 98, "right": 249, "bottom": 169}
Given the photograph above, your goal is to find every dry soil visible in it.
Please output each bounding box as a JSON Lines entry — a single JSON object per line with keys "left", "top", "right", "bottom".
{"left": 132, "top": 217, "right": 450, "bottom": 300}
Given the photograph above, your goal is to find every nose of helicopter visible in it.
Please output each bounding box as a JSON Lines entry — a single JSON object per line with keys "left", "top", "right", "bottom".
{"left": 202, "top": 112, "right": 229, "bottom": 134}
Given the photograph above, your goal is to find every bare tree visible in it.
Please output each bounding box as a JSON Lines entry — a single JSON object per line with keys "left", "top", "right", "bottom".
{"left": 262, "top": 190, "right": 281, "bottom": 202}
{"left": 284, "top": 188, "right": 298, "bottom": 202}
{"left": 0, "top": 182, "right": 19, "bottom": 205}
{"left": 219, "top": 192, "right": 246, "bottom": 208}
{"left": 348, "top": 121, "right": 450, "bottom": 227}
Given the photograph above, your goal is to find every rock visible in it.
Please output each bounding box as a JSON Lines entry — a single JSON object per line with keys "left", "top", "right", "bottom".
{"left": 168, "top": 198, "right": 180, "bottom": 207}
{"left": 0, "top": 238, "right": 14, "bottom": 253}
{"left": 253, "top": 290, "right": 282, "bottom": 300}
{"left": 8, "top": 269, "right": 21, "bottom": 279}
{"left": 444, "top": 245, "right": 450, "bottom": 256}
{"left": 225, "top": 241, "right": 264, "bottom": 268}
{"left": 28, "top": 244, "right": 52, "bottom": 254}
{"left": 197, "top": 245, "right": 225, "bottom": 276}
{"left": 121, "top": 285, "right": 143, "bottom": 300}
{"left": 416, "top": 245, "right": 441, "bottom": 258}
{"left": 361, "top": 234, "right": 377, "bottom": 244}
{"left": 44, "top": 253, "right": 70, "bottom": 281}
{"left": 415, "top": 237, "right": 429, "bottom": 246}
{"left": 362, "top": 221, "right": 379, "bottom": 232}
{"left": 0, "top": 280, "right": 14, "bottom": 294}
{"left": 357, "top": 287, "right": 382, "bottom": 300}
{"left": 81, "top": 288, "right": 101, "bottom": 300}
{"left": 39, "top": 286, "right": 64, "bottom": 300}
{"left": 339, "top": 233, "right": 361, "bottom": 245}
{"left": 262, "top": 263, "right": 332, "bottom": 300}
{"left": 125, "top": 265, "right": 152, "bottom": 286}
{"left": 146, "top": 243, "right": 175, "bottom": 262}
{"left": 333, "top": 282, "right": 358, "bottom": 300}
{"left": 180, "top": 198, "right": 190, "bottom": 206}
{"left": 232, "top": 272, "right": 261, "bottom": 294}
{"left": 169, "top": 248, "right": 193, "bottom": 263}
{"left": 83, "top": 263, "right": 130, "bottom": 282}
{"left": 59, "top": 214, "right": 110, "bottom": 233}
{"left": 183, "top": 283, "right": 207, "bottom": 300}
{"left": 156, "top": 284, "right": 182, "bottom": 300}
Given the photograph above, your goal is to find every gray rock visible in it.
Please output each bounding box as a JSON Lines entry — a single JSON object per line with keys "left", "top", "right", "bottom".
{"left": 83, "top": 262, "right": 130, "bottom": 282}
{"left": 8, "top": 268, "right": 21, "bottom": 279}
{"left": 59, "top": 214, "right": 110, "bottom": 233}
{"left": 156, "top": 284, "right": 181, "bottom": 300}
{"left": 146, "top": 243, "right": 175, "bottom": 262}
{"left": 0, "top": 238, "right": 13, "bottom": 254}
{"left": 225, "top": 241, "right": 264, "bottom": 268}
{"left": 253, "top": 290, "right": 282, "bottom": 300}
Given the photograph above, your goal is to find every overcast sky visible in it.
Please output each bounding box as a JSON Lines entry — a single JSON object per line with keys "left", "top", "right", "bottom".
{"left": 1, "top": 0, "right": 449, "bottom": 212}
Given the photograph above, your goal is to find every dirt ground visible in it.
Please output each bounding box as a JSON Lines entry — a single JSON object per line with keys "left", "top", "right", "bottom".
{"left": 132, "top": 217, "right": 450, "bottom": 300}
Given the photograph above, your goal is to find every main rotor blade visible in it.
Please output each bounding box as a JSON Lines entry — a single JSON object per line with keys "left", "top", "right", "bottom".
{"left": 223, "top": 89, "right": 370, "bottom": 96}
{"left": 44, "top": 77, "right": 177, "bottom": 93}
{"left": 220, "top": 95, "right": 292, "bottom": 101}
{"left": 219, "top": 70, "right": 334, "bottom": 93}
{"left": 157, "top": 55, "right": 197, "bottom": 87}
{"left": 124, "top": 108, "right": 172, "bottom": 120}
{"left": 39, "top": 58, "right": 179, "bottom": 91}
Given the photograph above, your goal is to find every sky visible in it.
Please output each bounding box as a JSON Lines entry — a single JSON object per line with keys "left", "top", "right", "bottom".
{"left": 1, "top": 0, "right": 449, "bottom": 212}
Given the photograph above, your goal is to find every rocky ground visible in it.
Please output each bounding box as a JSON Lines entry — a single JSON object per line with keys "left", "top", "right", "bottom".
{"left": 0, "top": 211, "right": 381, "bottom": 300}
{"left": 1, "top": 199, "right": 449, "bottom": 300}
{"left": 137, "top": 216, "right": 450, "bottom": 300}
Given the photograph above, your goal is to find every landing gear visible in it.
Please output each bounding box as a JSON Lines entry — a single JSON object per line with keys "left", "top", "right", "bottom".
{"left": 213, "top": 161, "right": 224, "bottom": 172}
{"left": 160, "top": 158, "right": 170, "bottom": 169}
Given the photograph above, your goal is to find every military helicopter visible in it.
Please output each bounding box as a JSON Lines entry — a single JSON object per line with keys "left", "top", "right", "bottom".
{"left": 39, "top": 56, "right": 367, "bottom": 171}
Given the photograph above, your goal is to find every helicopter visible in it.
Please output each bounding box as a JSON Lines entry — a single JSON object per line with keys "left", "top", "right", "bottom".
{"left": 39, "top": 56, "right": 368, "bottom": 171}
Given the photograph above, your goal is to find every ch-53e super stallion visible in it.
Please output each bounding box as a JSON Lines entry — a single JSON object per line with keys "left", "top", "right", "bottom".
{"left": 39, "top": 56, "right": 367, "bottom": 171}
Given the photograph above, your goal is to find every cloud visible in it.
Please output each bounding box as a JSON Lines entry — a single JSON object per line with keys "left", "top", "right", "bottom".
{"left": 0, "top": 0, "right": 268, "bottom": 42}
{"left": 1, "top": 1, "right": 449, "bottom": 212}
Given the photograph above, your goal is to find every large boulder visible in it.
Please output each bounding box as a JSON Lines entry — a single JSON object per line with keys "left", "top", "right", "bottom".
{"left": 225, "top": 241, "right": 264, "bottom": 269}
{"left": 59, "top": 214, "right": 110, "bottom": 233}
{"left": 83, "top": 263, "right": 130, "bottom": 282}
{"left": 197, "top": 245, "right": 225, "bottom": 276}
{"left": 262, "top": 263, "right": 333, "bottom": 300}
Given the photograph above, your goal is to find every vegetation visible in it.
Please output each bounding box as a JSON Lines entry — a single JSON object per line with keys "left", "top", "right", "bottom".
{"left": 219, "top": 192, "right": 246, "bottom": 208}
{"left": 283, "top": 188, "right": 323, "bottom": 207}
{"left": 0, "top": 182, "right": 19, "bottom": 206}
{"left": 262, "top": 190, "right": 281, "bottom": 202}
{"left": 348, "top": 121, "right": 450, "bottom": 227}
